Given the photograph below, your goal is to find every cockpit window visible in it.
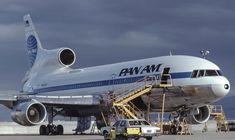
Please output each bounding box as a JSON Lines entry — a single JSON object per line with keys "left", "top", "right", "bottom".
{"left": 191, "top": 69, "right": 222, "bottom": 78}
{"left": 205, "top": 70, "right": 218, "bottom": 76}
{"left": 191, "top": 70, "right": 198, "bottom": 78}
{"left": 198, "top": 70, "right": 205, "bottom": 77}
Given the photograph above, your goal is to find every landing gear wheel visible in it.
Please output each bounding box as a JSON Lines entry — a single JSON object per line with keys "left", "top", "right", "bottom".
{"left": 40, "top": 124, "right": 63, "bottom": 135}
{"left": 56, "top": 125, "right": 64, "bottom": 135}
{"left": 39, "top": 125, "right": 46, "bottom": 135}
{"left": 45, "top": 125, "right": 51, "bottom": 135}
{"left": 170, "top": 125, "right": 177, "bottom": 135}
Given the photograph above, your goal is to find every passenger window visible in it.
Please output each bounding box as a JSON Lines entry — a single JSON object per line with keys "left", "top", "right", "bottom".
{"left": 191, "top": 70, "right": 198, "bottom": 78}
{"left": 205, "top": 70, "right": 217, "bottom": 76}
{"left": 198, "top": 70, "right": 205, "bottom": 77}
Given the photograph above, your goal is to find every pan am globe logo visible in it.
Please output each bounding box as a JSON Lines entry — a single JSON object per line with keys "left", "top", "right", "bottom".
{"left": 27, "top": 35, "right": 37, "bottom": 67}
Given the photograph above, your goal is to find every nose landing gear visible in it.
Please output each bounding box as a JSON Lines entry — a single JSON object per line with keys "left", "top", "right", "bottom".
{"left": 168, "top": 110, "right": 191, "bottom": 135}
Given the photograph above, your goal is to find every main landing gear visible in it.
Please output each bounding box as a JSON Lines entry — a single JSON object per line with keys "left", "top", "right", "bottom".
{"left": 39, "top": 107, "right": 64, "bottom": 135}
{"left": 168, "top": 110, "right": 188, "bottom": 135}
{"left": 39, "top": 124, "right": 64, "bottom": 135}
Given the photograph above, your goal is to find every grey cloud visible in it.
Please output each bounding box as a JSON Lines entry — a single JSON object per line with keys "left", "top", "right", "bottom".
{"left": 0, "top": 23, "right": 23, "bottom": 44}
{"left": 0, "top": 1, "right": 234, "bottom": 92}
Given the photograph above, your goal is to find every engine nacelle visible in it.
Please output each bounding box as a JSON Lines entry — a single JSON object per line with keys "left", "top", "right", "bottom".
{"left": 11, "top": 99, "right": 47, "bottom": 126}
{"left": 42, "top": 48, "right": 76, "bottom": 67}
{"left": 58, "top": 48, "right": 76, "bottom": 67}
{"left": 187, "top": 105, "right": 210, "bottom": 124}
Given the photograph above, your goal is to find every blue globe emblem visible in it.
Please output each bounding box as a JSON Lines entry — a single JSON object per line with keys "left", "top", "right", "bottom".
{"left": 27, "top": 35, "right": 37, "bottom": 67}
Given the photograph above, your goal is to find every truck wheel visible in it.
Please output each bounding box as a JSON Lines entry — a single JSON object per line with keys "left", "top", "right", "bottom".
{"left": 56, "top": 125, "right": 64, "bottom": 135}
{"left": 103, "top": 131, "right": 110, "bottom": 140}
{"left": 39, "top": 125, "right": 46, "bottom": 135}
{"left": 120, "top": 135, "right": 128, "bottom": 140}
{"left": 146, "top": 136, "right": 152, "bottom": 140}
{"left": 116, "top": 135, "right": 122, "bottom": 140}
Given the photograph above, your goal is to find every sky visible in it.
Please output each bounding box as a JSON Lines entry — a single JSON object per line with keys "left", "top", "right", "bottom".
{"left": 0, "top": 0, "right": 235, "bottom": 120}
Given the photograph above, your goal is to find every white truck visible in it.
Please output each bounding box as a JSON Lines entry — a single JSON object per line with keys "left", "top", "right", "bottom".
{"left": 100, "top": 119, "right": 160, "bottom": 140}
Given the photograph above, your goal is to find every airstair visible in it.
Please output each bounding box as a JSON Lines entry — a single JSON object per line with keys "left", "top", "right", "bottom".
{"left": 209, "top": 105, "right": 228, "bottom": 132}
{"left": 110, "top": 74, "right": 172, "bottom": 120}
{"left": 110, "top": 77, "right": 154, "bottom": 119}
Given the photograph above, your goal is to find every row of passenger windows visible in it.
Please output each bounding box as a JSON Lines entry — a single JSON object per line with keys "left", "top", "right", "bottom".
{"left": 191, "top": 69, "right": 222, "bottom": 78}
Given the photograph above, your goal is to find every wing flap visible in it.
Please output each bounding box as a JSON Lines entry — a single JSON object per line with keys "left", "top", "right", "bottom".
{"left": 20, "top": 95, "right": 102, "bottom": 105}
{"left": 0, "top": 90, "right": 20, "bottom": 101}
{"left": 0, "top": 90, "right": 104, "bottom": 107}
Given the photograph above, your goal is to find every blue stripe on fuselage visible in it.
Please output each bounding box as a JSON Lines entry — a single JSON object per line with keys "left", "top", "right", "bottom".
{"left": 33, "top": 72, "right": 192, "bottom": 94}
{"left": 171, "top": 72, "right": 192, "bottom": 79}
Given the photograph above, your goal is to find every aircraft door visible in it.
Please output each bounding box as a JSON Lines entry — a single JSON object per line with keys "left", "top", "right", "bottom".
{"left": 161, "top": 67, "right": 170, "bottom": 85}
{"left": 110, "top": 74, "right": 116, "bottom": 91}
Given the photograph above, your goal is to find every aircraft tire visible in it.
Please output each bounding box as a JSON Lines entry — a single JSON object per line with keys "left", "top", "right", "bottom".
{"left": 56, "top": 125, "right": 64, "bottom": 135}
{"left": 39, "top": 125, "right": 46, "bottom": 135}
{"left": 170, "top": 125, "right": 177, "bottom": 135}
{"left": 46, "top": 125, "right": 52, "bottom": 135}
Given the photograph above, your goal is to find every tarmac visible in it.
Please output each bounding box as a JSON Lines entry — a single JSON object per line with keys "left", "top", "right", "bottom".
{"left": 0, "top": 120, "right": 234, "bottom": 140}
{"left": 0, "top": 132, "right": 235, "bottom": 140}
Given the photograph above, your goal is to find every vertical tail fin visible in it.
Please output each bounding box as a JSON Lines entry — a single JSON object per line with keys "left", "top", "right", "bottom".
{"left": 23, "top": 14, "right": 44, "bottom": 68}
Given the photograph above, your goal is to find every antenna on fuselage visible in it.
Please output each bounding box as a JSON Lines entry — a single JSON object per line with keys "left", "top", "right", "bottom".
{"left": 169, "top": 51, "right": 172, "bottom": 56}
{"left": 200, "top": 50, "right": 210, "bottom": 59}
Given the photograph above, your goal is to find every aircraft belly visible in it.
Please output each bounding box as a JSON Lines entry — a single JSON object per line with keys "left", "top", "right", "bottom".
{"left": 60, "top": 105, "right": 103, "bottom": 117}
{"left": 141, "top": 85, "right": 217, "bottom": 112}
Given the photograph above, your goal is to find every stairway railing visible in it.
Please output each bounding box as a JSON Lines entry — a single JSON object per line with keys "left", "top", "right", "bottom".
{"left": 111, "top": 76, "right": 157, "bottom": 103}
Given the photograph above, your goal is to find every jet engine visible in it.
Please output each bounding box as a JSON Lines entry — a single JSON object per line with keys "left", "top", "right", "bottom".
{"left": 41, "top": 48, "right": 76, "bottom": 68}
{"left": 58, "top": 48, "right": 76, "bottom": 67}
{"left": 187, "top": 105, "right": 210, "bottom": 124}
{"left": 11, "top": 99, "right": 47, "bottom": 126}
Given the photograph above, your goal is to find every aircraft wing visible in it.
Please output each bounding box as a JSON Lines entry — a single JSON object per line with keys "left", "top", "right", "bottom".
{"left": 0, "top": 90, "right": 21, "bottom": 108}
{"left": 25, "top": 94, "right": 103, "bottom": 105}
{"left": 0, "top": 90, "right": 22, "bottom": 99}
{"left": 0, "top": 90, "right": 105, "bottom": 108}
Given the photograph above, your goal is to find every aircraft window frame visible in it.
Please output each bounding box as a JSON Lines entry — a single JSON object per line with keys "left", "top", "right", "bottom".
{"left": 191, "top": 70, "right": 198, "bottom": 78}
{"left": 191, "top": 69, "right": 223, "bottom": 78}
{"left": 198, "top": 70, "right": 205, "bottom": 77}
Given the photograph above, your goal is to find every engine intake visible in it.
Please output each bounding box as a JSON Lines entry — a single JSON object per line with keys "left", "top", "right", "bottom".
{"left": 187, "top": 105, "right": 210, "bottom": 124}
{"left": 11, "top": 99, "right": 47, "bottom": 126}
{"left": 59, "top": 48, "right": 76, "bottom": 66}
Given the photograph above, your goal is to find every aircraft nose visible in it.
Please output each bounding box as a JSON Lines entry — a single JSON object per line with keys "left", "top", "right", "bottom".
{"left": 212, "top": 77, "right": 230, "bottom": 98}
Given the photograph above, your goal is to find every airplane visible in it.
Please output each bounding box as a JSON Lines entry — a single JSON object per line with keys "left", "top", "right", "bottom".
{"left": 0, "top": 14, "right": 230, "bottom": 135}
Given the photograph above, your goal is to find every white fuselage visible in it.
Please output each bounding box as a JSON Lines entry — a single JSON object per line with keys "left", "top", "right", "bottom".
{"left": 24, "top": 55, "right": 230, "bottom": 111}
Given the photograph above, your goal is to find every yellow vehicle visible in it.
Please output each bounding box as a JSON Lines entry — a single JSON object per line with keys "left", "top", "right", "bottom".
{"left": 106, "top": 127, "right": 141, "bottom": 140}
{"left": 101, "top": 119, "right": 160, "bottom": 140}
